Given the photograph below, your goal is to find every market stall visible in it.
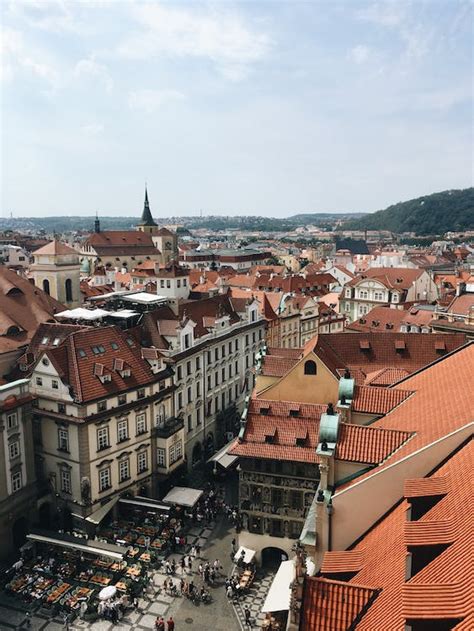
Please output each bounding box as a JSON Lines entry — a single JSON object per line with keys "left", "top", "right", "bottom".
{"left": 162, "top": 486, "right": 204, "bottom": 508}
{"left": 233, "top": 546, "right": 256, "bottom": 565}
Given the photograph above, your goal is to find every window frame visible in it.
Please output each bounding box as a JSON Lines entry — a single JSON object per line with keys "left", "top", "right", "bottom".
{"left": 58, "top": 427, "right": 69, "bottom": 452}
{"left": 97, "top": 426, "right": 110, "bottom": 451}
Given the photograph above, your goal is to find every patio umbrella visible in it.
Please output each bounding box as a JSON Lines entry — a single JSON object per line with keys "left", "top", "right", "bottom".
{"left": 98, "top": 585, "right": 117, "bottom": 600}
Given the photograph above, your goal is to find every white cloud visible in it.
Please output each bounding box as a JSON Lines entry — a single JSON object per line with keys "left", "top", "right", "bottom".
{"left": 6, "top": 0, "right": 82, "bottom": 34}
{"left": 349, "top": 44, "right": 371, "bottom": 64}
{"left": 0, "top": 28, "right": 58, "bottom": 85}
{"left": 128, "top": 89, "right": 186, "bottom": 113}
{"left": 81, "top": 123, "right": 104, "bottom": 136}
{"left": 118, "top": 3, "right": 271, "bottom": 81}
{"left": 74, "top": 57, "right": 113, "bottom": 92}
{"left": 356, "top": 2, "right": 406, "bottom": 27}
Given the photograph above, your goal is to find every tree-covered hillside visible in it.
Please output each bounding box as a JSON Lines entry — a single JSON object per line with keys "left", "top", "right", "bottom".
{"left": 346, "top": 188, "right": 474, "bottom": 235}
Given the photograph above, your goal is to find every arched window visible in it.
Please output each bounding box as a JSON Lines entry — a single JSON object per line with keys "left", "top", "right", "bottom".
{"left": 65, "top": 278, "right": 73, "bottom": 302}
{"left": 43, "top": 279, "right": 50, "bottom": 295}
{"left": 304, "top": 360, "right": 317, "bottom": 375}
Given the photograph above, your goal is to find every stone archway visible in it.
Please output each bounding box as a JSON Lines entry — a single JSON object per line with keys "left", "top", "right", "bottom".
{"left": 262, "top": 546, "right": 288, "bottom": 569}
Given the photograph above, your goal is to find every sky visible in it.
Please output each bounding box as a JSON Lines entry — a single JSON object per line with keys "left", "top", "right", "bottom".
{"left": 1, "top": 0, "right": 472, "bottom": 218}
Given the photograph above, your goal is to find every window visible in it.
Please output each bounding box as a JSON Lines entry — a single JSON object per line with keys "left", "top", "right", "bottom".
{"left": 61, "top": 469, "right": 71, "bottom": 494}
{"left": 166, "top": 280, "right": 171, "bottom": 289}
{"left": 119, "top": 459, "right": 130, "bottom": 482}
{"left": 11, "top": 471, "right": 22, "bottom": 493}
{"left": 196, "top": 357, "right": 201, "bottom": 371}
{"left": 178, "top": 392, "right": 183, "bottom": 409}
{"left": 186, "top": 361, "right": 192, "bottom": 376}
{"left": 196, "top": 381, "right": 201, "bottom": 398}
{"left": 52, "top": 379, "right": 59, "bottom": 390}
{"left": 187, "top": 386, "right": 192, "bottom": 403}
{"left": 221, "top": 393, "right": 226, "bottom": 410}
{"left": 111, "top": 342, "right": 119, "bottom": 350}
{"left": 138, "top": 451, "right": 148, "bottom": 473}
{"left": 160, "top": 279, "right": 165, "bottom": 288}
{"left": 229, "top": 365, "right": 233, "bottom": 378}
{"left": 235, "top": 339, "right": 239, "bottom": 351}
{"left": 99, "top": 467, "right": 111, "bottom": 491}
{"left": 235, "top": 384, "right": 239, "bottom": 399}
{"left": 207, "top": 351, "right": 212, "bottom": 364}
{"left": 136, "top": 413, "right": 147, "bottom": 434}
{"left": 118, "top": 394, "right": 127, "bottom": 405}
{"left": 177, "top": 366, "right": 182, "bottom": 380}
{"left": 183, "top": 278, "right": 187, "bottom": 287}
{"left": 222, "top": 367, "right": 225, "bottom": 382}
{"left": 52, "top": 337, "right": 60, "bottom": 347}
{"left": 97, "top": 400, "right": 107, "bottom": 412}
{"left": 58, "top": 428, "right": 69, "bottom": 452}
{"left": 78, "top": 348, "right": 87, "bottom": 358}
{"left": 304, "top": 360, "right": 317, "bottom": 375}
{"left": 157, "top": 448, "right": 166, "bottom": 467}
{"left": 183, "top": 334, "right": 191, "bottom": 349}
{"left": 97, "top": 427, "right": 109, "bottom": 451}
{"left": 169, "top": 441, "right": 183, "bottom": 465}
{"left": 245, "top": 335, "right": 249, "bottom": 347}
{"left": 252, "top": 332, "right": 256, "bottom": 343}
{"left": 215, "top": 373, "right": 219, "bottom": 387}
{"left": 187, "top": 414, "right": 192, "bottom": 431}
{"left": 36, "top": 377, "right": 43, "bottom": 386}
{"left": 177, "top": 279, "right": 181, "bottom": 288}
{"left": 137, "top": 388, "right": 145, "bottom": 399}
{"left": 58, "top": 402, "right": 66, "bottom": 414}
{"left": 214, "top": 348, "right": 218, "bottom": 361}
{"left": 245, "top": 356, "right": 249, "bottom": 369}
{"left": 117, "top": 420, "right": 128, "bottom": 443}
{"left": 41, "top": 336, "right": 49, "bottom": 345}
{"left": 42, "top": 279, "right": 50, "bottom": 295}
{"left": 9, "top": 441, "right": 20, "bottom": 460}
{"left": 196, "top": 408, "right": 201, "bottom": 425}
{"left": 228, "top": 342, "right": 232, "bottom": 354}
{"left": 235, "top": 360, "right": 239, "bottom": 374}
{"left": 65, "top": 278, "right": 73, "bottom": 302}
{"left": 207, "top": 375, "right": 211, "bottom": 389}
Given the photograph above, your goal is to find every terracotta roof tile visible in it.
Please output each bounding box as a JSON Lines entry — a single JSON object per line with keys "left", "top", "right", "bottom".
{"left": 302, "top": 577, "right": 379, "bottom": 631}
{"left": 42, "top": 325, "right": 156, "bottom": 404}
{"left": 351, "top": 384, "right": 413, "bottom": 414}
{"left": 363, "top": 367, "right": 410, "bottom": 386}
{"left": 229, "top": 398, "right": 325, "bottom": 463}
{"left": 335, "top": 423, "right": 414, "bottom": 465}
{"left": 260, "top": 355, "right": 299, "bottom": 377}
{"left": 33, "top": 240, "right": 78, "bottom": 256}
{"left": 325, "top": 439, "right": 474, "bottom": 630}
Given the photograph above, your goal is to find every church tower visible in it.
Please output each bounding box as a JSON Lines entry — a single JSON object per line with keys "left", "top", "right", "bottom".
{"left": 31, "top": 240, "right": 81, "bottom": 308}
{"left": 136, "top": 186, "right": 158, "bottom": 235}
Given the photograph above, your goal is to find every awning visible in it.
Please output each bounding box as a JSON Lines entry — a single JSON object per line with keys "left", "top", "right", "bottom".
{"left": 234, "top": 546, "right": 256, "bottom": 565}
{"left": 119, "top": 497, "right": 170, "bottom": 513}
{"left": 162, "top": 486, "right": 203, "bottom": 508}
{"left": 85, "top": 496, "right": 118, "bottom": 525}
{"left": 207, "top": 438, "right": 239, "bottom": 470}
{"left": 261, "top": 560, "right": 294, "bottom": 613}
{"left": 56, "top": 308, "right": 109, "bottom": 320}
{"left": 27, "top": 531, "right": 126, "bottom": 561}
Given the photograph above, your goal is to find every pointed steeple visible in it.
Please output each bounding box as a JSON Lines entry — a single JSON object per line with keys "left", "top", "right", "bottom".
{"left": 139, "top": 186, "right": 157, "bottom": 226}
{"left": 94, "top": 211, "right": 101, "bottom": 233}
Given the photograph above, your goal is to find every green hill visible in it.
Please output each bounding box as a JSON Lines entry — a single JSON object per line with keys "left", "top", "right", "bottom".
{"left": 346, "top": 188, "right": 474, "bottom": 235}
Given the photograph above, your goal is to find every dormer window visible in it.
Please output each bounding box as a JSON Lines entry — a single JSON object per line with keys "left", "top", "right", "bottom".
{"left": 41, "top": 337, "right": 50, "bottom": 344}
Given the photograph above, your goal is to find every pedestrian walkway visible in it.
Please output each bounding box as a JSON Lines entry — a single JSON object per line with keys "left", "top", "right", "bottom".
{"left": 232, "top": 571, "right": 275, "bottom": 629}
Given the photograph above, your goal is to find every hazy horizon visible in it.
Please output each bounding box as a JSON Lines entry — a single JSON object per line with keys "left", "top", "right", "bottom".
{"left": 2, "top": 1, "right": 472, "bottom": 218}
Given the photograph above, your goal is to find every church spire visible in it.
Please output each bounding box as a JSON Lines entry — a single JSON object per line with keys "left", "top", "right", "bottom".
{"left": 139, "top": 185, "right": 157, "bottom": 226}
{"left": 94, "top": 211, "right": 101, "bottom": 233}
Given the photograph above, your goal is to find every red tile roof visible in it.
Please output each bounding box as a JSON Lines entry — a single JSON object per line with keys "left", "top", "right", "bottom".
{"left": 335, "top": 423, "right": 414, "bottom": 465}
{"left": 0, "top": 266, "right": 64, "bottom": 357}
{"left": 301, "top": 576, "right": 379, "bottom": 631}
{"left": 324, "top": 439, "right": 474, "bottom": 630}
{"left": 33, "top": 240, "right": 78, "bottom": 256}
{"left": 84, "top": 231, "right": 160, "bottom": 256}
{"left": 42, "top": 325, "right": 156, "bottom": 404}
{"left": 336, "top": 342, "right": 474, "bottom": 492}
{"left": 346, "top": 267, "right": 424, "bottom": 290}
{"left": 363, "top": 367, "right": 410, "bottom": 386}
{"left": 313, "top": 332, "right": 466, "bottom": 377}
{"left": 229, "top": 399, "right": 325, "bottom": 463}
{"left": 259, "top": 355, "right": 299, "bottom": 377}
{"left": 351, "top": 384, "right": 413, "bottom": 414}
{"left": 346, "top": 305, "right": 433, "bottom": 333}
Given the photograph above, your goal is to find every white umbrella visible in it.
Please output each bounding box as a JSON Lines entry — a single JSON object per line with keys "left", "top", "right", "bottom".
{"left": 98, "top": 585, "right": 117, "bottom": 600}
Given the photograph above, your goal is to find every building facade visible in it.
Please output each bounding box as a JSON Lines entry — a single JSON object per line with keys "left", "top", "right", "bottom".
{"left": 31, "top": 240, "right": 82, "bottom": 308}
{"left": 28, "top": 325, "right": 181, "bottom": 525}
{"left": 0, "top": 379, "right": 37, "bottom": 560}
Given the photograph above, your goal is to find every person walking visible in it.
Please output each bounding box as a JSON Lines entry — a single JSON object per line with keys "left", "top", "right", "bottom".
{"left": 244, "top": 606, "right": 252, "bottom": 628}
{"left": 167, "top": 615, "right": 175, "bottom": 631}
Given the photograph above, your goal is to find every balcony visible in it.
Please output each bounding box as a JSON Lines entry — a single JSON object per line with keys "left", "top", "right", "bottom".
{"left": 152, "top": 416, "right": 184, "bottom": 439}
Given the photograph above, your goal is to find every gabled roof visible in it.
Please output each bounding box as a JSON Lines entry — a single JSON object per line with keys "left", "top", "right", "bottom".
{"left": 335, "top": 423, "right": 414, "bottom": 465}
{"left": 363, "top": 367, "right": 411, "bottom": 386}
{"left": 301, "top": 576, "right": 379, "bottom": 631}
{"left": 260, "top": 355, "right": 300, "bottom": 377}
{"left": 84, "top": 231, "right": 160, "bottom": 256}
{"left": 336, "top": 342, "right": 474, "bottom": 492}
{"left": 351, "top": 385, "right": 413, "bottom": 415}
{"left": 346, "top": 267, "right": 425, "bottom": 290}
{"left": 0, "top": 266, "right": 64, "bottom": 356}
{"left": 323, "top": 439, "right": 474, "bottom": 630}
{"left": 39, "top": 325, "right": 156, "bottom": 404}
{"left": 347, "top": 305, "right": 433, "bottom": 333}
{"left": 33, "top": 240, "right": 79, "bottom": 256}
{"left": 230, "top": 398, "right": 325, "bottom": 463}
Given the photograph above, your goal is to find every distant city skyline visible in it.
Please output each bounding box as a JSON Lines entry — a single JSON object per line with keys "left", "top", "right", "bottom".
{"left": 1, "top": 0, "right": 472, "bottom": 218}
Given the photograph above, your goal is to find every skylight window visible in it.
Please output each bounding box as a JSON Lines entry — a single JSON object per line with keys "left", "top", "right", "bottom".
{"left": 52, "top": 338, "right": 60, "bottom": 346}
{"left": 41, "top": 337, "right": 49, "bottom": 344}
{"left": 111, "top": 342, "right": 119, "bottom": 350}
{"left": 78, "top": 349, "right": 86, "bottom": 358}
